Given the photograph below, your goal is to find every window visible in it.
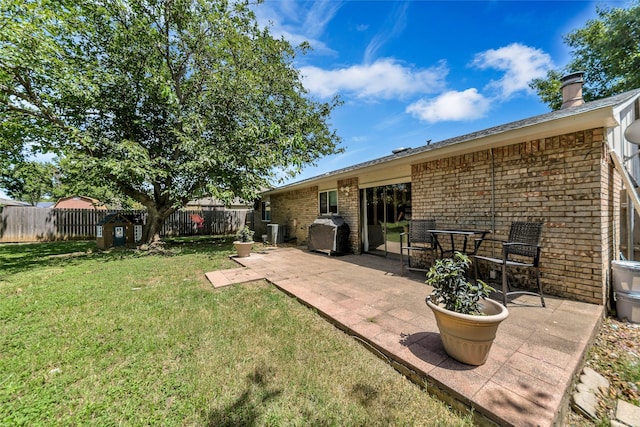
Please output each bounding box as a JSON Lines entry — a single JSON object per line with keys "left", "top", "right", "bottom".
{"left": 319, "top": 190, "right": 338, "bottom": 214}
{"left": 261, "top": 201, "right": 271, "bottom": 221}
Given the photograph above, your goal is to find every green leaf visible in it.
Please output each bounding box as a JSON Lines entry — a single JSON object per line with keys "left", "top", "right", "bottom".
{"left": 0, "top": 0, "right": 341, "bottom": 243}
{"left": 425, "top": 252, "right": 493, "bottom": 315}
{"left": 531, "top": 2, "right": 640, "bottom": 109}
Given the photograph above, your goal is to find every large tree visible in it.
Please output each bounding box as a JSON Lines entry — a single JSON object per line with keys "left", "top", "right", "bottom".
{"left": 51, "top": 156, "right": 142, "bottom": 209}
{"left": 0, "top": 160, "right": 56, "bottom": 206}
{"left": 530, "top": 1, "right": 640, "bottom": 110}
{"left": 0, "top": 0, "right": 341, "bottom": 244}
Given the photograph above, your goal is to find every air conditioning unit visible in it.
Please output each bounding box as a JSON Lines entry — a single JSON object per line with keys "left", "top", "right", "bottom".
{"left": 267, "top": 224, "right": 285, "bottom": 245}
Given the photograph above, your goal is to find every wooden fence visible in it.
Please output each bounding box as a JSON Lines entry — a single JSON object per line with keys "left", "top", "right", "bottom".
{"left": 0, "top": 207, "right": 250, "bottom": 243}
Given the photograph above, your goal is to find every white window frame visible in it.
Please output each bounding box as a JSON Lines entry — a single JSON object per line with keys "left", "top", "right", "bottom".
{"left": 319, "top": 189, "right": 338, "bottom": 215}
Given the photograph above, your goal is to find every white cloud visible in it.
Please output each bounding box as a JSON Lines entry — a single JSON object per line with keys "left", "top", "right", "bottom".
{"left": 304, "top": 0, "right": 343, "bottom": 39}
{"left": 363, "top": 2, "right": 409, "bottom": 64}
{"left": 471, "top": 43, "right": 554, "bottom": 99}
{"left": 350, "top": 136, "right": 368, "bottom": 143}
{"left": 300, "top": 58, "right": 448, "bottom": 99}
{"left": 405, "top": 89, "right": 491, "bottom": 123}
{"left": 404, "top": 44, "right": 553, "bottom": 123}
{"left": 254, "top": 0, "right": 342, "bottom": 55}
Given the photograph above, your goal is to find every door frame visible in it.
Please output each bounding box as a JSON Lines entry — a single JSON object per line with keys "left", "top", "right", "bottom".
{"left": 361, "top": 182, "right": 411, "bottom": 256}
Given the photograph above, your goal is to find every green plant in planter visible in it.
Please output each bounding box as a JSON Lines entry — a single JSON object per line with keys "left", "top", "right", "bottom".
{"left": 235, "top": 226, "right": 255, "bottom": 243}
{"left": 425, "top": 251, "right": 494, "bottom": 315}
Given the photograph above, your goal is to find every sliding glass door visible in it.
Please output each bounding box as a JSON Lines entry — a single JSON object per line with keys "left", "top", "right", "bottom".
{"left": 361, "top": 183, "right": 411, "bottom": 256}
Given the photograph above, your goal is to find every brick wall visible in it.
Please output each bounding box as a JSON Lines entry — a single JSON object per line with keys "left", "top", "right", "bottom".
{"left": 337, "top": 177, "right": 360, "bottom": 254}
{"left": 269, "top": 179, "right": 362, "bottom": 253}
{"left": 270, "top": 186, "right": 318, "bottom": 245}
{"left": 412, "top": 128, "right": 610, "bottom": 304}
{"left": 266, "top": 128, "right": 618, "bottom": 304}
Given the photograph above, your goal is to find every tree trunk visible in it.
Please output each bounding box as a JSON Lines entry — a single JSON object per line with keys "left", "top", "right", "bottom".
{"left": 141, "top": 205, "right": 175, "bottom": 245}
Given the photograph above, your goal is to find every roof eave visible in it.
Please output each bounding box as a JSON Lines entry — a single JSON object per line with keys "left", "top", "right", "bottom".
{"left": 410, "top": 107, "right": 619, "bottom": 163}
{"left": 263, "top": 106, "right": 620, "bottom": 196}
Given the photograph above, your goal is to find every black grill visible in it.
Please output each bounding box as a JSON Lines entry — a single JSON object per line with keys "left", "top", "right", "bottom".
{"left": 308, "top": 215, "right": 351, "bottom": 254}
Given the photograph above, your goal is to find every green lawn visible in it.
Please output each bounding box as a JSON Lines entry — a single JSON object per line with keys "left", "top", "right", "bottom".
{"left": 0, "top": 237, "right": 472, "bottom": 426}
{"left": 382, "top": 221, "right": 408, "bottom": 244}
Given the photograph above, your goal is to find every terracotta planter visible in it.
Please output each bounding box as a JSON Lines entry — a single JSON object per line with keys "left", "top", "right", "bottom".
{"left": 426, "top": 296, "right": 509, "bottom": 365}
{"left": 233, "top": 241, "right": 254, "bottom": 258}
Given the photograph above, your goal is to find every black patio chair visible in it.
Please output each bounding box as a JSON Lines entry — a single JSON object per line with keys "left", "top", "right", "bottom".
{"left": 400, "top": 219, "right": 436, "bottom": 275}
{"left": 473, "top": 222, "right": 545, "bottom": 307}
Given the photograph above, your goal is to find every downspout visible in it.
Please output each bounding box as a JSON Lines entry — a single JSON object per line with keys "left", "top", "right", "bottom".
{"left": 490, "top": 148, "right": 496, "bottom": 257}
{"left": 626, "top": 102, "right": 640, "bottom": 260}
{"left": 628, "top": 195, "right": 635, "bottom": 260}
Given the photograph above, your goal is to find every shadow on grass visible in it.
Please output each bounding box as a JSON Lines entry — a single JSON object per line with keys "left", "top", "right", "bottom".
{"left": 162, "top": 235, "right": 235, "bottom": 255}
{"left": 0, "top": 240, "right": 94, "bottom": 276}
{"left": 349, "top": 383, "right": 379, "bottom": 407}
{"left": 204, "top": 364, "right": 282, "bottom": 427}
{"left": 0, "top": 236, "right": 235, "bottom": 277}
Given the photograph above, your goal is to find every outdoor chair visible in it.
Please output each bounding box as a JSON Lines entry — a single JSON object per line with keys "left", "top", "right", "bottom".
{"left": 190, "top": 214, "right": 205, "bottom": 231}
{"left": 400, "top": 219, "right": 436, "bottom": 275}
{"left": 473, "top": 221, "right": 545, "bottom": 307}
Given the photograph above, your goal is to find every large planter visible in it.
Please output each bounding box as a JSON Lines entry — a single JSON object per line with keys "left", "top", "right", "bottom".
{"left": 233, "top": 241, "right": 254, "bottom": 258}
{"left": 426, "top": 296, "right": 509, "bottom": 365}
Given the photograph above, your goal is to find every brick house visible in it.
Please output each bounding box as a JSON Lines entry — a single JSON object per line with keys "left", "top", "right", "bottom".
{"left": 258, "top": 77, "right": 640, "bottom": 306}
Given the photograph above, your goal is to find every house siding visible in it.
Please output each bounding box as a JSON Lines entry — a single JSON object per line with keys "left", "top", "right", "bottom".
{"left": 270, "top": 186, "right": 318, "bottom": 245}
{"left": 602, "top": 152, "right": 622, "bottom": 306}
{"left": 265, "top": 127, "right": 620, "bottom": 304}
{"left": 268, "top": 180, "right": 362, "bottom": 254}
{"left": 411, "top": 128, "right": 609, "bottom": 304}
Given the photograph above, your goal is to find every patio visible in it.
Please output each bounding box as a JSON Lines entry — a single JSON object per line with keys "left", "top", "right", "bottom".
{"left": 208, "top": 246, "right": 604, "bottom": 426}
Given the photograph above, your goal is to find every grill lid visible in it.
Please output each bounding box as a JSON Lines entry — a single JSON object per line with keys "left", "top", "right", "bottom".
{"left": 311, "top": 215, "right": 347, "bottom": 227}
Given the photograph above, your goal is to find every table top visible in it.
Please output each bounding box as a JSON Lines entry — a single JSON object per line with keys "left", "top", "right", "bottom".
{"left": 427, "top": 229, "right": 490, "bottom": 236}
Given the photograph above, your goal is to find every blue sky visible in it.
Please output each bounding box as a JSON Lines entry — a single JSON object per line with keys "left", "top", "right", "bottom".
{"left": 253, "top": 0, "right": 630, "bottom": 185}
{"left": 1, "top": 0, "right": 630, "bottom": 200}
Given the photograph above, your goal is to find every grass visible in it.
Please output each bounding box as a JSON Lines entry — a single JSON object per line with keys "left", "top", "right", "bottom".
{"left": 0, "top": 237, "right": 472, "bottom": 426}
{"left": 381, "top": 221, "right": 408, "bottom": 243}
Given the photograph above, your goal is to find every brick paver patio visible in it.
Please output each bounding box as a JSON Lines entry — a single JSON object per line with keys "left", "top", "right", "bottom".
{"left": 207, "top": 246, "right": 604, "bottom": 426}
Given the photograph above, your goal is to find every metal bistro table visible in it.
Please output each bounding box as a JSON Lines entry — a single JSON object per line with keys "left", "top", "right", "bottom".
{"left": 427, "top": 229, "right": 491, "bottom": 259}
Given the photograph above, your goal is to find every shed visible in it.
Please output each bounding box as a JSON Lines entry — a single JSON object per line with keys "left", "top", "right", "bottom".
{"left": 96, "top": 213, "right": 143, "bottom": 249}
{"left": 54, "top": 195, "right": 107, "bottom": 210}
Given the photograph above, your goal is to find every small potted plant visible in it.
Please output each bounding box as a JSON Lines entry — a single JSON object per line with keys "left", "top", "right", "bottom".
{"left": 233, "top": 226, "right": 255, "bottom": 258}
{"left": 425, "top": 252, "right": 508, "bottom": 365}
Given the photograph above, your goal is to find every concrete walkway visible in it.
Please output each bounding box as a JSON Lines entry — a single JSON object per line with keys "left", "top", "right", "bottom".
{"left": 209, "top": 246, "right": 604, "bottom": 426}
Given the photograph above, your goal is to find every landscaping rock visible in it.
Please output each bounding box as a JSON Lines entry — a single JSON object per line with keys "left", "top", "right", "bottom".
{"left": 572, "top": 390, "right": 599, "bottom": 420}
{"left": 615, "top": 399, "right": 640, "bottom": 427}
{"left": 571, "top": 366, "right": 610, "bottom": 420}
{"left": 568, "top": 317, "right": 640, "bottom": 426}
{"left": 581, "top": 366, "right": 610, "bottom": 393}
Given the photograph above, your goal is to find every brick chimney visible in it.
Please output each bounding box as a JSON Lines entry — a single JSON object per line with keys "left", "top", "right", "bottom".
{"left": 560, "top": 72, "right": 585, "bottom": 109}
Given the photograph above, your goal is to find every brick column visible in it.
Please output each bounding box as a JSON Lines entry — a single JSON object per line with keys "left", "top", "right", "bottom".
{"left": 337, "top": 177, "right": 360, "bottom": 254}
